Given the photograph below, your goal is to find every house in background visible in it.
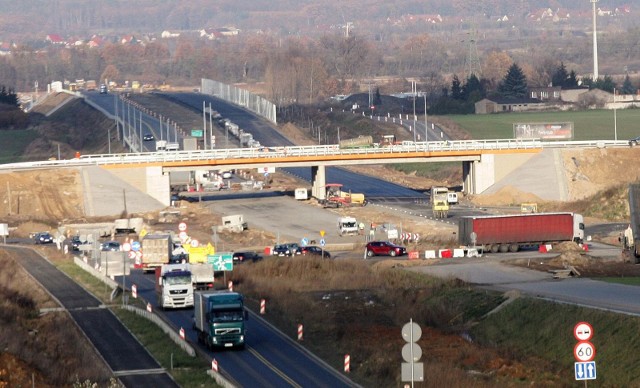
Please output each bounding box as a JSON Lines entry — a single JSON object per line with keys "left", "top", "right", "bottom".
{"left": 474, "top": 97, "right": 545, "bottom": 114}
{"left": 529, "top": 86, "right": 562, "bottom": 101}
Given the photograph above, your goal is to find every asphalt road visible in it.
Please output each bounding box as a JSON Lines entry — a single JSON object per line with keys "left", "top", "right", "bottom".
{"left": 2, "top": 246, "right": 178, "bottom": 387}
{"left": 164, "top": 92, "right": 425, "bottom": 199}
{"left": 409, "top": 242, "right": 640, "bottom": 316}
{"left": 123, "top": 269, "right": 357, "bottom": 388}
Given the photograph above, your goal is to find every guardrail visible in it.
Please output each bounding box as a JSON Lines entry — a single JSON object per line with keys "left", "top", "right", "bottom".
{"left": 0, "top": 139, "right": 631, "bottom": 171}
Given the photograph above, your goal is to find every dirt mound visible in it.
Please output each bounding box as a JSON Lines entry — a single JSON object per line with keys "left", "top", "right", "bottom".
{"left": 548, "top": 251, "right": 593, "bottom": 267}
{"left": 471, "top": 185, "right": 544, "bottom": 207}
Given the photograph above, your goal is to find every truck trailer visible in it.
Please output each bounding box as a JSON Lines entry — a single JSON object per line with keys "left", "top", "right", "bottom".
{"left": 339, "top": 136, "right": 375, "bottom": 149}
{"left": 193, "top": 291, "right": 248, "bottom": 349}
{"left": 138, "top": 234, "right": 172, "bottom": 272}
{"left": 189, "top": 263, "right": 215, "bottom": 290}
{"left": 458, "top": 212, "right": 584, "bottom": 253}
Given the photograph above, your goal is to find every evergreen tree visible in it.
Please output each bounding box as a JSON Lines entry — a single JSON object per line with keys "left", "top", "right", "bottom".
{"left": 463, "top": 74, "right": 485, "bottom": 102}
{"left": 591, "top": 75, "right": 616, "bottom": 93}
{"left": 451, "top": 75, "right": 463, "bottom": 100}
{"left": 567, "top": 70, "right": 579, "bottom": 88}
{"left": 621, "top": 74, "right": 635, "bottom": 95}
{"left": 551, "top": 62, "right": 569, "bottom": 88}
{"left": 374, "top": 87, "right": 382, "bottom": 105}
{"left": 0, "top": 86, "right": 18, "bottom": 106}
{"left": 498, "top": 63, "right": 528, "bottom": 99}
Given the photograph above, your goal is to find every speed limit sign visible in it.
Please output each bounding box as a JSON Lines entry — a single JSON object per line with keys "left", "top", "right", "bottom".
{"left": 574, "top": 341, "right": 596, "bottom": 362}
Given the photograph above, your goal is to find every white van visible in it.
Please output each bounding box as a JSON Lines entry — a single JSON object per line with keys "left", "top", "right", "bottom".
{"left": 447, "top": 192, "right": 459, "bottom": 205}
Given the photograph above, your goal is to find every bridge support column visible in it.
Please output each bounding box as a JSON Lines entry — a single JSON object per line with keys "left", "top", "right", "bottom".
{"left": 462, "top": 155, "right": 496, "bottom": 195}
{"left": 462, "top": 161, "right": 475, "bottom": 195}
{"left": 310, "top": 165, "right": 326, "bottom": 199}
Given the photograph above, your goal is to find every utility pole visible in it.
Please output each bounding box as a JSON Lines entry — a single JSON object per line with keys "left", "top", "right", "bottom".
{"left": 591, "top": 0, "right": 599, "bottom": 80}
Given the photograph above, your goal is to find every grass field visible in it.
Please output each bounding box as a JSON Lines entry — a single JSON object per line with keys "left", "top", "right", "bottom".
{"left": 447, "top": 108, "right": 640, "bottom": 141}
{"left": 0, "top": 129, "right": 37, "bottom": 163}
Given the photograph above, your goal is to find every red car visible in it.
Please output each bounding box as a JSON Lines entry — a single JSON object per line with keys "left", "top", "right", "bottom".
{"left": 365, "top": 241, "right": 407, "bottom": 258}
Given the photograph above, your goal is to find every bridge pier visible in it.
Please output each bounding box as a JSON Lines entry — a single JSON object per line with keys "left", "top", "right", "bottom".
{"left": 310, "top": 166, "right": 326, "bottom": 199}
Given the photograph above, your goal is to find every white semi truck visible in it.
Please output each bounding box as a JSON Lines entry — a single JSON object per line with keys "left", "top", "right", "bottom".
{"left": 155, "top": 263, "right": 194, "bottom": 309}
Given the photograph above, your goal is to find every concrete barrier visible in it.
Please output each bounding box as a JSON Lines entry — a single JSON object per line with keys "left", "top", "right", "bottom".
{"left": 120, "top": 305, "right": 195, "bottom": 357}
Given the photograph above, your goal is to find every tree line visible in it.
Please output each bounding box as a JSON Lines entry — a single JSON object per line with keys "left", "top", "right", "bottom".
{"left": 0, "top": 29, "right": 638, "bottom": 112}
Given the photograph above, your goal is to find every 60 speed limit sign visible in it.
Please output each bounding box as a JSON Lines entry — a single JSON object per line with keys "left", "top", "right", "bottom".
{"left": 574, "top": 341, "right": 596, "bottom": 362}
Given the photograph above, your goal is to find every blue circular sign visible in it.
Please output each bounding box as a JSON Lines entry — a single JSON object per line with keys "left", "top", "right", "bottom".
{"left": 301, "top": 237, "right": 309, "bottom": 246}
{"left": 131, "top": 241, "right": 141, "bottom": 251}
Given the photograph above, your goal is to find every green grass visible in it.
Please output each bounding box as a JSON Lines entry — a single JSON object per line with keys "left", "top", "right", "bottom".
{"left": 448, "top": 108, "right": 640, "bottom": 140}
{"left": 57, "top": 260, "right": 219, "bottom": 387}
{"left": 472, "top": 298, "right": 640, "bottom": 386}
{"left": 114, "top": 309, "right": 215, "bottom": 387}
{"left": 0, "top": 129, "right": 38, "bottom": 163}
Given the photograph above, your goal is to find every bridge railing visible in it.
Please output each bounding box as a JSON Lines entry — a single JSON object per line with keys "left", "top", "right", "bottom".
{"left": 0, "top": 139, "right": 631, "bottom": 170}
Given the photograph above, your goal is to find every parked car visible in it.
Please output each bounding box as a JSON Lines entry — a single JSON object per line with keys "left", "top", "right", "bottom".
{"left": 365, "top": 241, "right": 407, "bottom": 258}
{"left": 100, "top": 241, "right": 121, "bottom": 251}
{"left": 143, "top": 133, "right": 155, "bottom": 141}
{"left": 298, "top": 245, "right": 331, "bottom": 258}
{"left": 233, "top": 251, "right": 263, "bottom": 263}
{"left": 272, "top": 243, "right": 300, "bottom": 256}
{"left": 629, "top": 136, "right": 640, "bottom": 147}
{"left": 221, "top": 171, "right": 233, "bottom": 179}
{"left": 33, "top": 232, "right": 54, "bottom": 244}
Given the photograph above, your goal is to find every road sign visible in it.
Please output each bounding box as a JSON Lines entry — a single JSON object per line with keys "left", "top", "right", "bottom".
{"left": 131, "top": 241, "right": 140, "bottom": 251}
{"left": 574, "top": 341, "right": 596, "bottom": 362}
{"left": 401, "top": 362, "right": 424, "bottom": 382}
{"left": 178, "top": 222, "right": 187, "bottom": 232}
{"left": 575, "top": 361, "right": 596, "bottom": 380}
{"left": 401, "top": 322, "right": 422, "bottom": 342}
{"left": 320, "top": 230, "right": 325, "bottom": 237}
{"left": 190, "top": 239, "right": 199, "bottom": 248}
{"left": 574, "top": 322, "right": 593, "bottom": 341}
{"left": 402, "top": 343, "right": 422, "bottom": 362}
{"left": 122, "top": 242, "right": 131, "bottom": 252}
{"left": 128, "top": 251, "right": 136, "bottom": 259}
{"left": 208, "top": 253, "right": 233, "bottom": 271}
{"left": 301, "top": 237, "right": 309, "bottom": 246}
{"left": 320, "top": 238, "right": 326, "bottom": 247}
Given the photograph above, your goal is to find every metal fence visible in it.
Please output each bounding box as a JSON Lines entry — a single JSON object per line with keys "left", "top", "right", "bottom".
{"left": 201, "top": 78, "right": 277, "bottom": 124}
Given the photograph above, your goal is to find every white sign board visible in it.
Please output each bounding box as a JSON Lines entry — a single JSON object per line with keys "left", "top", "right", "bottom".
{"left": 0, "top": 223, "right": 8, "bottom": 236}
{"left": 257, "top": 167, "right": 276, "bottom": 174}
{"left": 573, "top": 322, "right": 593, "bottom": 341}
{"left": 574, "top": 341, "right": 596, "bottom": 362}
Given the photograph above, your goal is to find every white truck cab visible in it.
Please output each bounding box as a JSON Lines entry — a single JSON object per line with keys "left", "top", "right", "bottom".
{"left": 338, "top": 217, "right": 359, "bottom": 236}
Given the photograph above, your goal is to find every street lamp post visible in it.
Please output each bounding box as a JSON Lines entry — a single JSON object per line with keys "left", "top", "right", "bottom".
{"left": 424, "top": 94, "right": 428, "bottom": 143}
{"left": 614, "top": 88, "right": 617, "bottom": 141}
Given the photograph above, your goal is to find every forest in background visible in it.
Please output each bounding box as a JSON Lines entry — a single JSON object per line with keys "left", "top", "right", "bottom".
{"left": 0, "top": 0, "right": 638, "bottom": 106}
{"left": 0, "top": 0, "right": 633, "bottom": 38}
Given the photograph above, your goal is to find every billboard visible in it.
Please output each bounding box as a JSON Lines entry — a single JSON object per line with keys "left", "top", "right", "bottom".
{"left": 513, "top": 122, "right": 573, "bottom": 140}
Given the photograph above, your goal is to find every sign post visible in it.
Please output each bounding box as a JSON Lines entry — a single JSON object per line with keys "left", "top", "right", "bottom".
{"left": 573, "top": 322, "right": 597, "bottom": 382}
{"left": 401, "top": 319, "right": 424, "bottom": 386}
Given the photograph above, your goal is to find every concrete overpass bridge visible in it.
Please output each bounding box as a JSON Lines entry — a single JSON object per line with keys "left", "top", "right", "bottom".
{"left": 0, "top": 139, "right": 629, "bottom": 207}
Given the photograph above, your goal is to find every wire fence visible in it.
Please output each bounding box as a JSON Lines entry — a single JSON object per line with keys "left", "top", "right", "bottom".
{"left": 201, "top": 79, "right": 277, "bottom": 124}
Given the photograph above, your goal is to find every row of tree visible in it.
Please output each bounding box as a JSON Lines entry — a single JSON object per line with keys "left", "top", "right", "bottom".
{"left": 0, "top": 31, "right": 638, "bottom": 111}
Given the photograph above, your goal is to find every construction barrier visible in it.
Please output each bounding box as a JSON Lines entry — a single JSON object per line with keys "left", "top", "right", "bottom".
{"left": 439, "top": 249, "right": 452, "bottom": 258}
{"left": 424, "top": 250, "right": 437, "bottom": 259}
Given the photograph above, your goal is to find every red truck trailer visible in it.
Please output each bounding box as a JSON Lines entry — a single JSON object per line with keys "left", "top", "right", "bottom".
{"left": 458, "top": 213, "right": 584, "bottom": 253}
